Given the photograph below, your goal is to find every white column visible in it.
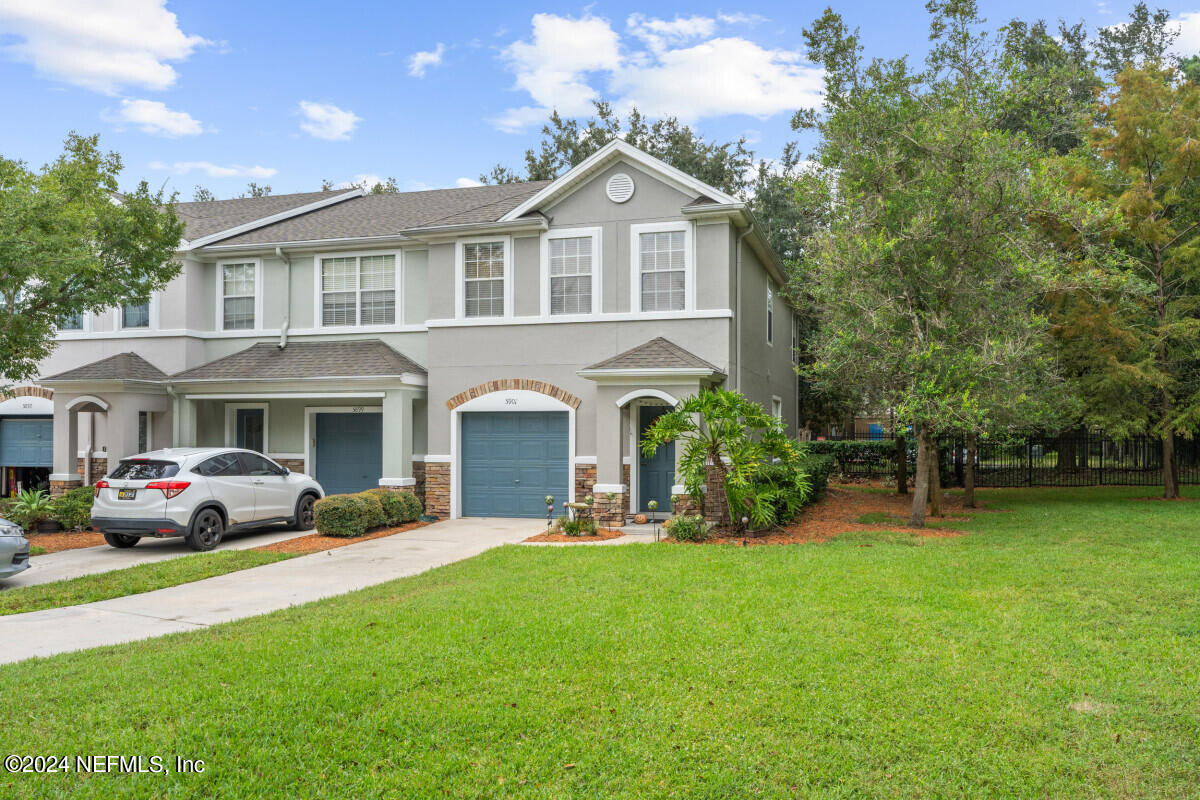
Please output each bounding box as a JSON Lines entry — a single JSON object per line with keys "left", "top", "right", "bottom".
{"left": 380, "top": 389, "right": 415, "bottom": 487}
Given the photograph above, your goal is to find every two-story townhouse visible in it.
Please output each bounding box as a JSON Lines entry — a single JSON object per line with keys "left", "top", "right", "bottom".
{"left": 10, "top": 141, "right": 797, "bottom": 524}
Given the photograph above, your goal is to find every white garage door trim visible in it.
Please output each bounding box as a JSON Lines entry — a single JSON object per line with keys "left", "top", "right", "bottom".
{"left": 450, "top": 389, "right": 575, "bottom": 519}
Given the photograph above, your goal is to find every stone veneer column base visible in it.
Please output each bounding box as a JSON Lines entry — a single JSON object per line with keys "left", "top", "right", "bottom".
{"left": 671, "top": 466, "right": 728, "bottom": 524}
{"left": 271, "top": 457, "right": 304, "bottom": 475}
{"left": 49, "top": 478, "right": 83, "bottom": 496}
{"left": 76, "top": 458, "right": 109, "bottom": 484}
{"left": 412, "top": 461, "right": 426, "bottom": 509}
{"left": 424, "top": 462, "right": 450, "bottom": 519}
{"left": 576, "top": 463, "right": 630, "bottom": 527}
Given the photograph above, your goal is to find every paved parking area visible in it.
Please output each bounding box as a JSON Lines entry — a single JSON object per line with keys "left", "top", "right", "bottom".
{"left": 0, "top": 517, "right": 539, "bottom": 665}
{"left": 2, "top": 527, "right": 311, "bottom": 589}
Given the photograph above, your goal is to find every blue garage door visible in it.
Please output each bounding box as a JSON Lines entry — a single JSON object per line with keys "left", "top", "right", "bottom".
{"left": 314, "top": 412, "right": 382, "bottom": 495}
{"left": 0, "top": 418, "right": 53, "bottom": 467}
{"left": 461, "top": 412, "right": 569, "bottom": 518}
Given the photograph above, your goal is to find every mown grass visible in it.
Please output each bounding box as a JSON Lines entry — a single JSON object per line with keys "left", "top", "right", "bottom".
{"left": 1, "top": 486, "right": 1198, "bottom": 798}
{"left": 0, "top": 550, "right": 294, "bottom": 615}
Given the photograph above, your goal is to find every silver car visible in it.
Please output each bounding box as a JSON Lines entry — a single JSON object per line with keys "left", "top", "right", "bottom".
{"left": 90, "top": 448, "right": 324, "bottom": 551}
{"left": 0, "top": 517, "right": 31, "bottom": 580}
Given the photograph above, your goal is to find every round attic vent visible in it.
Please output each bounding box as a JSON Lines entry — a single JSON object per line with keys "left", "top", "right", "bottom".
{"left": 605, "top": 172, "right": 635, "bottom": 203}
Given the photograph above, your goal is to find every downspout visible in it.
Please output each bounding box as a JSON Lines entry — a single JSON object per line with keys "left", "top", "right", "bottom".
{"left": 734, "top": 225, "right": 752, "bottom": 392}
{"left": 276, "top": 246, "right": 291, "bottom": 349}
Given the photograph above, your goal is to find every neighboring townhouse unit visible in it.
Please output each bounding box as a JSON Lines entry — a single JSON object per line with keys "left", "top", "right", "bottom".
{"left": 15, "top": 140, "right": 798, "bottom": 524}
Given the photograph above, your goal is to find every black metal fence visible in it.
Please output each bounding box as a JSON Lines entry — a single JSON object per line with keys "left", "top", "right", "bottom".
{"left": 813, "top": 430, "right": 1200, "bottom": 487}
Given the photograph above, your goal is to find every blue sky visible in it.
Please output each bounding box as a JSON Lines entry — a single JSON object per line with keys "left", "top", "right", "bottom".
{"left": 1, "top": 1, "right": 1197, "bottom": 199}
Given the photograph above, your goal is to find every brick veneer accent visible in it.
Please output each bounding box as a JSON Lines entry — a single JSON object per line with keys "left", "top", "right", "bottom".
{"left": 49, "top": 479, "right": 81, "bottom": 496}
{"left": 574, "top": 464, "right": 596, "bottom": 502}
{"left": 424, "top": 462, "right": 450, "bottom": 518}
{"left": 671, "top": 464, "right": 728, "bottom": 524}
{"left": 412, "top": 460, "right": 426, "bottom": 508}
{"left": 2, "top": 385, "right": 53, "bottom": 401}
{"left": 272, "top": 457, "right": 305, "bottom": 474}
{"left": 446, "top": 379, "right": 581, "bottom": 410}
{"left": 76, "top": 457, "right": 108, "bottom": 483}
{"left": 578, "top": 463, "right": 631, "bottom": 527}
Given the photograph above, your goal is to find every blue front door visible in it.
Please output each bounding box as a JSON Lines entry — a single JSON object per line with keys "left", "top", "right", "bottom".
{"left": 461, "top": 412, "right": 568, "bottom": 518}
{"left": 314, "top": 412, "right": 382, "bottom": 495}
{"left": 638, "top": 406, "right": 674, "bottom": 513}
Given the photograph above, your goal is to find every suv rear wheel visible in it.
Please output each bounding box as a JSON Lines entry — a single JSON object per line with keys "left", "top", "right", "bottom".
{"left": 103, "top": 532, "right": 139, "bottom": 548}
{"left": 186, "top": 508, "right": 224, "bottom": 551}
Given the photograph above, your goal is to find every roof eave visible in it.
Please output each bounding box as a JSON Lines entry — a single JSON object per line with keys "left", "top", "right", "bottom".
{"left": 165, "top": 373, "right": 427, "bottom": 386}
{"left": 399, "top": 216, "right": 549, "bottom": 243}
{"left": 183, "top": 188, "right": 366, "bottom": 250}
{"left": 576, "top": 367, "right": 724, "bottom": 380}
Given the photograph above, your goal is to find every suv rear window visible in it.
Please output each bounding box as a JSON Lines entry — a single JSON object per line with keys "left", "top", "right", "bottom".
{"left": 109, "top": 460, "right": 181, "bottom": 480}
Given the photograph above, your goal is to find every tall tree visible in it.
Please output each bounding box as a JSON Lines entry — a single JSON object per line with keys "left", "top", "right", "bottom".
{"left": 800, "top": 1, "right": 1072, "bottom": 527}
{"left": 192, "top": 186, "right": 216, "bottom": 202}
{"left": 1057, "top": 64, "right": 1200, "bottom": 498}
{"left": 1094, "top": 2, "right": 1179, "bottom": 74}
{"left": 0, "top": 133, "right": 184, "bottom": 384}
{"left": 239, "top": 182, "right": 272, "bottom": 198}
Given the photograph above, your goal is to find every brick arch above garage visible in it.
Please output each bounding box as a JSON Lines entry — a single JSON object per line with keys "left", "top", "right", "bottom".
{"left": 2, "top": 385, "right": 53, "bottom": 400}
{"left": 446, "top": 379, "right": 581, "bottom": 411}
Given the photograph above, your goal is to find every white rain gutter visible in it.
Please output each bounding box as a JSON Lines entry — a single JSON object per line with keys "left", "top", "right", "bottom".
{"left": 276, "top": 246, "right": 291, "bottom": 349}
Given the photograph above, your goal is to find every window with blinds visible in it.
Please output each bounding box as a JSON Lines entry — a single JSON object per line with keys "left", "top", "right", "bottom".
{"left": 122, "top": 301, "right": 150, "bottom": 328}
{"left": 639, "top": 230, "right": 685, "bottom": 311}
{"left": 222, "top": 263, "right": 256, "bottom": 330}
{"left": 321, "top": 254, "right": 396, "bottom": 326}
{"left": 464, "top": 241, "right": 505, "bottom": 317}
{"left": 549, "top": 236, "right": 592, "bottom": 315}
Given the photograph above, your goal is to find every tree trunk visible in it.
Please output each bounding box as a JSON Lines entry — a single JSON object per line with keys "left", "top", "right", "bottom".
{"left": 895, "top": 434, "right": 908, "bottom": 495}
{"left": 928, "top": 438, "right": 944, "bottom": 518}
{"left": 1163, "top": 430, "right": 1179, "bottom": 500}
{"left": 964, "top": 433, "right": 977, "bottom": 508}
{"left": 909, "top": 430, "right": 930, "bottom": 528}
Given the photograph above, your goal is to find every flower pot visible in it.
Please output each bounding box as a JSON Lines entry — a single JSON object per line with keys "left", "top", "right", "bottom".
{"left": 36, "top": 519, "right": 62, "bottom": 534}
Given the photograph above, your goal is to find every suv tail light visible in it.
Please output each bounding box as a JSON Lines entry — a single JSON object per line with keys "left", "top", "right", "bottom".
{"left": 93, "top": 479, "right": 109, "bottom": 498}
{"left": 146, "top": 480, "right": 191, "bottom": 499}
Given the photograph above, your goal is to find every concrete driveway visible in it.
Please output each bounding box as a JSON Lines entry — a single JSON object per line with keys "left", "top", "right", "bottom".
{"left": 0, "top": 517, "right": 539, "bottom": 665}
{"left": 2, "top": 526, "right": 312, "bottom": 590}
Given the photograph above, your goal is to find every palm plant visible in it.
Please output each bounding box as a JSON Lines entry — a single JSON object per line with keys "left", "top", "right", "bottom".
{"left": 9, "top": 488, "right": 55, "bottom": 529}
{"left": 641, "top": 389, "right": 802, "bottom": 531}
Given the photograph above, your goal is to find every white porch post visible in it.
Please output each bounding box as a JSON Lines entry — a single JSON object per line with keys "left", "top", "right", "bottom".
{"left": 50, "top": 401, "right": 80, "bottom": 482}
{"left": 173, "top": 394, "right": 197, "bottom": 448}
{"left": 380, "top": 388, "right": 415, "bottom": 486}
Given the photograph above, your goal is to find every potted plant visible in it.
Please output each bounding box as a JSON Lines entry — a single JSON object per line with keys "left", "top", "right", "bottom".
{"left": 11, "top": 489, "right": 58, "bottom": 533}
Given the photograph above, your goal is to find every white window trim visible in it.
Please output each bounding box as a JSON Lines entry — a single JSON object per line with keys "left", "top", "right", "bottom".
{"left": 137, "top": 410, "right": 152, "bottom": 453}
{"left": 767, "top": 285, "right": 774, "bottom": 346}
{"left": 539, "top": 226, "right": 602, "bottom": 316}
{"left": 58, "top": 310, "right": 92, "bottom": 335}
{"left": 454, "top": 235, "right": 513, "bottom": 320}
{"left": 223, "top": 402, "right": 269, "bottom": 453}
{"left": 771, "top": 395, "right": 783, "bottom": 420}
{"left": 113, "top": 292, "right": 160, "bottom": 331}
{"left": 313, "top": 249, "right": 404, "bottom": 330}
{"left": 629, "top": 221, "right": 695, "bottom": 314}
{"left": 302, "top": 405, "right": 384, "bottom": 483}
{"left": 215, "top": 258, "right": 264, "bottom": 332}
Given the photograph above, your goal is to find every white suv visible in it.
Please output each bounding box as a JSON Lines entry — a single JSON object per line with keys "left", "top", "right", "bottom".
{"left": 91, "top": 448, "right": 324, "bottom": 551}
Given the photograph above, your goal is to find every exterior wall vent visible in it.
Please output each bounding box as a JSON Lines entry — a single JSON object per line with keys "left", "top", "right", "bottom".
{"left": 605, "top": 172, "right": 635, "bottom": 204}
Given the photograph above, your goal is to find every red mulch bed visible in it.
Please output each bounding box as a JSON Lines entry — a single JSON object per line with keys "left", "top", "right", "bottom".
{"left": 254, "top": 521, "right": 429, "bottom": 555}
{"left": 27, "top": 530, "right": 107, "bottom": 553}
{"left": 524, "top": 528, "right": 625, "bottom": 543}
{"left": 681, "top": 486, "right": 977, "bottom": 546}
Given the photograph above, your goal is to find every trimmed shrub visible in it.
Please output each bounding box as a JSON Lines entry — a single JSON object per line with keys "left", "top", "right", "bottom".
{"left": 664, "top": 514, "right": 708, "bottom": 542}
{"left": 362, "top": 488, "right": 404, "bottom": 526}
{"left": 51, "top": 486, "right": 95, "bottom": 531}
{"left": 394, "top": 490, "right": 423, "bottom": 523}
{"left": 357, "top": 493, "right": 387, "bottom": 529}
{"left": 748, "top": 462, "right": 812, "bottom": 525}
{"left": 797, "top": 454, "right": 835, "bottom": 501}
{"left": 314, "top": 495, "right": 370, "bottom": 537}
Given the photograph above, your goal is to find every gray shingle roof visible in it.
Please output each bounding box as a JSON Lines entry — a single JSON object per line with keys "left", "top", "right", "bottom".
{"left": 169, "top": 340, "right": 426, "bottom": 382}
{"left": 176, "top": 191, "right": 337, "bottom": 239}
{"left": 42, "top": 352, "right": 167, "bottom": 382}
{"left": 203, "top": 182, "right": 551, "bottom": 246}
{"left": 582, "top": 337, "right": 724, "bottom": 373}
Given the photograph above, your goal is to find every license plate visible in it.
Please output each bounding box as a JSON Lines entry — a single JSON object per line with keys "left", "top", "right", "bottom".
{"left": 118, "top": 489, "right": 137, "bottom": 500}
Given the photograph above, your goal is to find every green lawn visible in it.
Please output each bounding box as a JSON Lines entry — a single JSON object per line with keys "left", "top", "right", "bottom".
{"left": 0, "top": 550, "right": 293, "bottom": 615}
{"left": 2, "top": 486, "right": 1198, "bottom": 798}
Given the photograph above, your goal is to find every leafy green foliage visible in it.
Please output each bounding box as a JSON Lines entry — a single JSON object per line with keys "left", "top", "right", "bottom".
{"left": 8, "top": 488, "right": 54, "bottom": 529}
{"left": 748, "top": 462, "right": 813, "bottom": 526}
{"left": 641, "top": 389, "right": 800, "bottom": 530}
{"left": 315, "top": 490, "right": 420, "bottom": 536}
{"left": 394, "top": 491, "right": 423, "bottom": 523}
{"left": 0, "top": 133, "right": 184, "bottom": 383}
{"left": 663, "top": 514, "right": 708, "bottom": 542}
{"left": 362, "top": 489, "right": 405, "bottom": 527}
{"left": 796, "top": 453, "right": 835, "bottom": 500}
{"left": 1093, "top": 1, "right": 1180, "bottom": 74}
{"left": 50, "top": 486, "right": 94, "bottom": 531}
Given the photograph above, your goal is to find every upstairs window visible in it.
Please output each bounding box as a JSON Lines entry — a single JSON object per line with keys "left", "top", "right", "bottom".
{"left": 463, "top": 241, "right": 505, "bottom": 317}
{"left": 638, "top": 230, "right": 686, "bottom": 312}
{"left": 320, "top": 254, "right": 396, "bottom": 326}
{"left": 221, "top": 262, "right": 256, "bottom": 330}
{"left": 767, "top": 286, "right": 774, "bottom": 344}
{"left": 549, "top": 236, "right": 593, "bottom": 315}
{"left": 60, "top": 312, "right": 84, "bottom": 331}
{"left": 122, "top": 301, "right": 150, "bottom": 328}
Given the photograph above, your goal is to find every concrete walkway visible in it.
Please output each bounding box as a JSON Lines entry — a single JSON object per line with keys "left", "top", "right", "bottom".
{"left": 2, "top": 526, "right": 312, "bottom": 589}
{"left": 0, "top": 518, "right": 538, "bottom": 665}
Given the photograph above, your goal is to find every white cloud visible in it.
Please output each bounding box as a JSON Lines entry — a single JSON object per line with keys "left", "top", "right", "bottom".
{"left": 455, "top": 176, "right": 483, "bottom": 188}
{"left": 1173, "top": 11, "right": 1200, "bottom": 56}
{"left": 0, "top": 0, "right": 208, "bottom": 94}
{"left": 298, "top": 101, "right": 361, "bottom": 141}
{"left": 110, "top": 98, "right": 203, "bottom": 136}
{"left": 408, "top": 43, "right": 445, "bottom": 77}
{"left": 493, "top": 13, "right": 822, "bottom": 132}
{"left": 493, "top": 13, "right": 622, "bottom": 133}
{"left": 153, "top": 161, "right": 276, "bottom": 179}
